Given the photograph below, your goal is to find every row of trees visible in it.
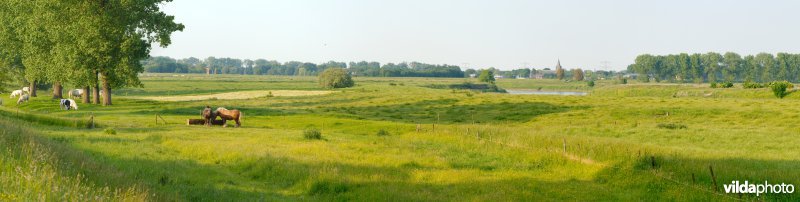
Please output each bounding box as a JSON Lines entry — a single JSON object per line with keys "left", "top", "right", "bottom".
{"left": 142, "top": 56, "right": 465, "bottom": 78}
{"left": 0, "top": 0, "right": 183, "bottom": 105}
{"left": 629, "top": 52, "right": 800, "bottom": 83}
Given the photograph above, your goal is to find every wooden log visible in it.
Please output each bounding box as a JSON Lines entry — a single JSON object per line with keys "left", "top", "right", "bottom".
{"left": 186, "top": 119, "right": 224, "bottom": 126}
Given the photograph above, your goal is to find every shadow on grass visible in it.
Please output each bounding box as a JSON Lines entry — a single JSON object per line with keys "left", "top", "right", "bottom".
{"left": 320, "top": 99, "right": 585, "bottom": 124}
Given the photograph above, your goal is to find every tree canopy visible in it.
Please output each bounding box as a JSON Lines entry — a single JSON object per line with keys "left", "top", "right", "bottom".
{"left": 630, "top": 52, "right": 800, "bottom": 83}
{"left": 0, "top": 0, "right": 183, "bottom": 105}
{"left": 142, "top": 57, "right": 467, "bottom": 78}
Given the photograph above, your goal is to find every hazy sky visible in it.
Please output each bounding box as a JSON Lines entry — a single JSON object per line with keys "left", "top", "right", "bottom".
{"left": 151, "top": 0, "right": 800, "bottom": 71}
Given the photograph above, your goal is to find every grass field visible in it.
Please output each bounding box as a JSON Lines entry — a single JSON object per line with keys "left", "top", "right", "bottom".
{"left": 1, "top": 74, "right": 798, "bottom": 201}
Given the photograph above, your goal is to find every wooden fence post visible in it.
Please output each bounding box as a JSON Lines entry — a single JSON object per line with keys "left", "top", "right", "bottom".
{"left": 563, "top": 138, "right": 567, "bottom": 153}
{"left": 709, "top": 165, "right": 718, "bottom": 192}
{"left": 650, "top": 156, "right": 656, "bottom": 169}
{"left": 89, "top": 112, "right": 94, "bottom": 129}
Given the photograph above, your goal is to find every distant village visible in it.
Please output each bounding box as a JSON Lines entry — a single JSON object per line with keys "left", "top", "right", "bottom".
{"left": 466, "top": 60, "right": 629, "bottom": 80}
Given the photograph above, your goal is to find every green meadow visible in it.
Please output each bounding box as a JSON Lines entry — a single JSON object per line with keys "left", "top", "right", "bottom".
{"left": 1, "top": 74, "right": 799, "bottom": 201}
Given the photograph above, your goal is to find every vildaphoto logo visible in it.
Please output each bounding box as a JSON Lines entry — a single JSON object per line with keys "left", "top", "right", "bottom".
{"left": 723, "top": 181, "right": 795, "bottom": 196}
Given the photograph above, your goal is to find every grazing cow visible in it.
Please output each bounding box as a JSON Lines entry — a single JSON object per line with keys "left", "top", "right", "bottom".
{"left": 10, "top": 90, "right": 23, "bottom": 98}
{"left": 60, "top": 99, "right": 78, "bottom": 110}
{"left": 17, "top": 94, "right": 29, "bottom": 105}
{"left": 68, "top": 89, "right": 84, "bottom": 99}
{"left": 201, "top": 106, "right": 214, "bottom": 126}
{"left": 22, "top": 87, "right": 29, "bottom": 93}
{"left": 213, "top": 107, "right": 243, "bottom": 127}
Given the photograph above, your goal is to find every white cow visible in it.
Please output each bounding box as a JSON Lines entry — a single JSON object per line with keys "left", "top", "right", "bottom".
{"left": 68, "top": 89, "right": 84, "bottom": 99}
{"left": 10, "top": 90, "right": 23, "bottom": 98}
{"left": 17, "top": 94, "right": 29, "bottom": 104}
{"left": 60, "top": 99, "right": 78, "bottom": 110}
{"left": 22, "top": 87, "right": 29, "bottom": 93}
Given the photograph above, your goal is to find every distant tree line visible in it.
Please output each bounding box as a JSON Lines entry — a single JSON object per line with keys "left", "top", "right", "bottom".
{"left": 629, "top": 52, "right": 800, "bottom": 83}
{"left": 142, "top": 56, "right": 465, "bottom": 78}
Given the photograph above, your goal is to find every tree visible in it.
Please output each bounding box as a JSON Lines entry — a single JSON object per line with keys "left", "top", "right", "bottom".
{"left": 464, "top": 69, "right": 477, "bottom": 78}
{"left": 743, "top": 55, "right": 758, "bottom": 82}
{"left": 88, "top": 0, "right": 184, "bottom": 105}
{"left": 722, "top": 52, "right": 742, "bottom": 82}
{"left": 318, "top": 68, "right": 354, "bottom": 88}
{"left": 702, "top": 52, "right": 723, "bottom": 83}
{"left": 756, "top": 53, "right": 775, "bottom": 82}
{"left": 572, "top": 69, "right": 584, "bottom": 81}
{"left": 478, "top": 70, "right": 495, "bottom": 83}
{"left": 689, "top": 53, "right": 704, "bottom": 83}
{"left": 555, "top": 68, "right": 565, "bottom": 80}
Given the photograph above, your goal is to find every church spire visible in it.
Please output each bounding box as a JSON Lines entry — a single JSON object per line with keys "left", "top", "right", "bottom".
{"left": 556, "top": 59, "right": 562, "bottom": 70}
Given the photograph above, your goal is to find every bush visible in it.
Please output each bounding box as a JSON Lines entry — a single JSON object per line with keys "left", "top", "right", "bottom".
{"left": 307, "top": 180, "right": 349, "bottom": 195}
{"left": 478, "top": 70, "right": 495, "bottom": 83}
{"left": 376, "top": 129, "right": 389, "bottom": 136}
{"left": 769, "top": 81, "right": 794, "bottom": 98}
{"left": 709, "top": 82, "right": 717, "bottom": 88}
{"left": 318, "top": 68, "right": 354, "bottom": 89}
{"left": 720, "top": 82, "right": 733, "bottom": 88}
{"left": 743, "top": 81, "right": 765, "bottom": 89}
{"left": 657, "top": 123, "right": 687, "bottom": 129}
{"left": 303, "top": 128, "right": 322, "bottom": 140}
{"left": 587, "top": 80, "right": 595, "bottom": 87}
{"left": 103, "top": 128, "right": 116, "bottom": 135}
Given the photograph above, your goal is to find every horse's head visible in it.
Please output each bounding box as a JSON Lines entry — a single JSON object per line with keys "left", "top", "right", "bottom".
{"left": 202, "top": 107, "right": 213, "bottom": 119}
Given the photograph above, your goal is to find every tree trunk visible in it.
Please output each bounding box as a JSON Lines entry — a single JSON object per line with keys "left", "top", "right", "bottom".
{"left": 92, "top": 71, "right": 100, "bottom": 104}
{"left": 29, "top": 80, "right": 37, "bottom": 97}
{"left": 100, "top": 72, "right": 111, "bottom": 106}
{"left": 82, "top": 86, "right": 90, "bottom": 103}
{"left": 92, "top": 85, "right": 100, "bottom": 104}
{"left": 52, "top": 82, "right": 63, "bottom": 99}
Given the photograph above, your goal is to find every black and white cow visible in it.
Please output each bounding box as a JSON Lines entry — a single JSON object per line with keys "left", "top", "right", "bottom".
{"left": 60, "top": 99, "right": 78, "bottom": 110}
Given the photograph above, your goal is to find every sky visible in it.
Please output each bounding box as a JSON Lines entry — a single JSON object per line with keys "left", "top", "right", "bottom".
{"left": 150, "top": 0, "right": 800, "bottom": 71}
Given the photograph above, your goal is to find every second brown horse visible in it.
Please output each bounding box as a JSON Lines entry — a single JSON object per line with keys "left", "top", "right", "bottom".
{"left": 213, "top": 107, "right": 243, "bottom": 127}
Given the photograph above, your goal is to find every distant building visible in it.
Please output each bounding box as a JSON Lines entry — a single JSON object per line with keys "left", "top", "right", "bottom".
{"left": 532, "top": 70, "right": 556, "bottom": 79}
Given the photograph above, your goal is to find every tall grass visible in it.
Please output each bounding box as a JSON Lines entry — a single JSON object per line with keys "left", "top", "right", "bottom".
{"left": 0, "top": 107, "right": 95, "bottom": 128}
{"left": 0, "top": 117, "right": 147, "bottom": 201}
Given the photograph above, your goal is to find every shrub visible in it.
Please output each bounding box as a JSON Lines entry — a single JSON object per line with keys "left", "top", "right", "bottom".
{"left": 657, "top": 123, "right": 687, "bottom": 129}
{"left": 709, "top": 82, "right": 717, "bottom": 88}
{"left": 103, "top": 128, "right": 116, "bottom": 135}
{"left": 720, "top": 82, "right": 733, "bottom": 88}
{"left": 769, "top": 81, "right": 794, "bottom": 98}
{"left": 376, "top": 129, "right": 389, "bottom": 136}
{"left": 478, "top": 70, "right": 495, "bottom": 83}
{"left": 486, "top": 84, "right": 506, "bottom": 93}
{"left": 303, "top": 128, "right": 322, "bottom": 140}
{"left": 743, "top": 81, "right": 765, "bottom": 89}
{"left": 587, "top": 80, "right": 595, "bottom": 87}
{"left": 318, "top": 68, "right": 354, "bottom": 88}
{"left": 307, "top": 180, "right": 349, "bottom": 195}
{"left": 266, "top": 91, "right": 274, "bottom": 97}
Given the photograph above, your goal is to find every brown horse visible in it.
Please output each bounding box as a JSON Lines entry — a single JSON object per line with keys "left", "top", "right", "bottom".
{"left": 201, "top": 106, "right": 214, "bottom": 126}
{"left": 214, "top": 107, "right": 243, "bottom": 127}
